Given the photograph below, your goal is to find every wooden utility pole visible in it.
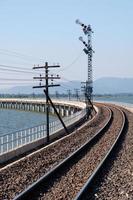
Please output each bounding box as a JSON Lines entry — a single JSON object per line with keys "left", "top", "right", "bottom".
{"left": 33, "top": 62, "right": 60, "bottom": 143}
{"left": 33, "top": 62, "right": 68, "bottom": 143}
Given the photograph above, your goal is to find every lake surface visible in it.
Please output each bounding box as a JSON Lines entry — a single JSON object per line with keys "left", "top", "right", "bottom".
{"left": 1, "top": 95, "right": 133, "bottom": 136}
{"left": 0, "top": 109, "right": 57, "bottom": 136}
{"left": 94, "top": 95, "right": 133, "bottom": 104}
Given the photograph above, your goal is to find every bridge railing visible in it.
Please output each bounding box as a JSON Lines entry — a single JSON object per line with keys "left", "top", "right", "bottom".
{"left": 0, "top": 108, "right": 86, "bottom": 155}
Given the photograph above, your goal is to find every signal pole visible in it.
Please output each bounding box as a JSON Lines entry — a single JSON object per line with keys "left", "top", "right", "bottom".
{"left": 33, "top": 62, "right": 68, "bottom": 143}
{"left": 76, "top": 19, "right": 94, "bottom": 118}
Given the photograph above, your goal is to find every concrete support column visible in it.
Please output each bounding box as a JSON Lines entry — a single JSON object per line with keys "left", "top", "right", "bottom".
{"left": 68, "top": 106, "right": 71, "bottom": 116}
{"left": 51, "top": 107, "right": 54, "bottom": 115}
{"left": 34, "top": 104, "right": 36, "bottom": 111}
{"left": 42, "top": 105, "right": 45, "bottom": 112}
{"left": 41, "top": 105, "right": 43, "bottom": 112}
{"left": 56, "top": 107, "right": 60, "bottom": 115}
{"left": 16, "top": 103, "right": 19, "bottom": 109}
{"left": 28, "top": 104, "right": 30, "bottom": 111}
{"left": 38, "top": 105, "right": 40, "bottom": 112}
{"left": 66, "top": 108, "right": 69, "bottom": 117}
{"left": 25, "top": 103, "right": 28, "bottom": 111}
{"left": 61, "top": 107, "right": 64, "bottom": 117}
{"left": 37, "top": 105, "right": 40, "bottom": 112}
{"left": 32, "top": 104, "right": 34, "bottom": 111}
{"left": 58, "top": 106, "right": 62, "bottom": 116}
{"left": 70, "top": 107, "right": 74, "bottom": 115}
{"left": 63, "top": 106, "right": 67, "bottom": 117}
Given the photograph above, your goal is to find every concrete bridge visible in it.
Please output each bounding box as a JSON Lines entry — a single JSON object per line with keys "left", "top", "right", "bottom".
{"left": 0, "top": 98, "right": 87, "bottom": 164}
{"left": 0, "top": 98, "right": 84, "bottom": 117}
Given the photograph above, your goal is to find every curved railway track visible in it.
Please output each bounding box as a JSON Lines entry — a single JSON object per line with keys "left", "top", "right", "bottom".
{"left": 12, "top": 105, "right": 126, "bottom": 200}
{"left": 0, "top": 105, "right": 110, "bottom": 200}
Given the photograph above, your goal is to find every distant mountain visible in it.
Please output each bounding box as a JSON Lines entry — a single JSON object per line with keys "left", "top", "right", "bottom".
{"left": 0, "top": 86, "right": 35, "bottom": 94}
{"left": 0, "top": 81, "right": 81, "bottom": 95}
{"left": 93, "top": 77, "right": 133, "bottom": 94}
{"left": 0, "top": 78, "right": 133, "bottom": 95}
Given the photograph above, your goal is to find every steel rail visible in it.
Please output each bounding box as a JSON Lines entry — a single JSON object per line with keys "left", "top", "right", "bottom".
{"left": 14, "top": 106, "right": 112, "bottom": 200}
{"left": 74, "top": 106, "right": 126, "bottom": 200}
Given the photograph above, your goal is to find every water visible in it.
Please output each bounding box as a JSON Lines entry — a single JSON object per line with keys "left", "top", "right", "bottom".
{"left": 1, "top": 95, "right": 133, "bottom": 136}
{"left": 0, "top": 109, "right": 57, "bottom": 136}
{"left": 94, "top": 95, "right": 133, "bottom": 105}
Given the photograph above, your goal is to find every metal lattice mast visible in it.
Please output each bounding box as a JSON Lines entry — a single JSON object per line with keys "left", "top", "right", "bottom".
{"left": 87, "top": 25, "right": 93, "bottom": 101}
{"left": 76, "top": 19, "right": 94, "bottom": 118}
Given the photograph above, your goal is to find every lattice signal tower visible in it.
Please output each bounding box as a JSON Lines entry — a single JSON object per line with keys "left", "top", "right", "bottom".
{"left": 76, "top": 19, "right": 94, "bottom": 102}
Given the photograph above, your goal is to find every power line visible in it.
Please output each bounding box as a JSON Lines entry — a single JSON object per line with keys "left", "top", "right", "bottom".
{"left": 0, "top": 83, "right": 33, "bottom": 85}
{"left": 57, "top": 50, "right": 83, "bottom": 73}
{"left": 54, "top": 79, "right": 75, "bottom": 90}
{"left": 0, "top": 64, "right": 34, "bottom": 71}
{"left": 0, "top": 49, "right": 43, "bottom": 62}
{"left": 0, "top": 78, "right": 33, "bottom": 81}
{"left": 0, "top": 67, "right": 39, "bottom": 74}
{"left": 61, "top": 76, "right": 78, "bottom": 84}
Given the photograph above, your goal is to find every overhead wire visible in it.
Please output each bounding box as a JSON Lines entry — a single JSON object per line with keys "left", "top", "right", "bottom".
{"left": 0, "top": 83, "right": 33, "bottom": 85}
{"left": 57, "top": 50, "right": 83, "bottom": 73}
{"left": 53, "top": 79, "right": 78, "bottom": 91}
{"left": 0, "top": 49, "right": 83, "bottom": 74}
{"left": 0, "top": 49, "right": 83, "bottom": 91}
{"left": 0, "top": 66, "right": 41, "bottom": 75}
{"left": 0, "top": 67, "right": 35, "bottom": 74}
{"left": 0, "top": 78, "right": 33, "bottom": 81}
{"left": 0, "top": 49, "right": 43, "bottom": 62}
{"left": 0, "top": 64, "right": 34, "bottom": 71}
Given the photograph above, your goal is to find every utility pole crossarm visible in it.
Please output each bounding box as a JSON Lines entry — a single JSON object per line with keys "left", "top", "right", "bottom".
{"left": 46, "top": 65, "right": 60, "bottom": 68}
{"left": 33, "top": 77, "right": 60, "bottom": 80}
{"left": 33, "top": 61, "right": 69, "bottom": 143}
{"left": 33, "top": 62, "right": 61, "bottom": 143}
{"left": 33, "top": 65, "right": 60, "bottom": 69}
{"left": 33, "top": 85, "right": 46, "bottom": 89}
{"left": 33, "top": 84, "right": 60, "bottom": 89}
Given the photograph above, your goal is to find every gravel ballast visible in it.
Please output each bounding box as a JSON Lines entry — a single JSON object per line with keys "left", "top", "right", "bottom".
{"left": 37, "top": 106, "right": 124, "bottom": 200}
{"left": 86, "top": 108, "right": 133, "bottom": 200}
{"left": 0, "top": 105, "right": 110, "bottom": 199}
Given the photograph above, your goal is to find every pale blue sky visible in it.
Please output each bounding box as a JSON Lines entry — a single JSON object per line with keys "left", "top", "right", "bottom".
{"left": 0, "top": 0, "right": 133, "bottom": 87}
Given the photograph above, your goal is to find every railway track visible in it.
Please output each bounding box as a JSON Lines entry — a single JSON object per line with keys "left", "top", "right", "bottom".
{"left": 13, "top": 105, "right": 126, "bottom": 200}
{"left": 0, "top": 105, "right": 110, "bottom": 199}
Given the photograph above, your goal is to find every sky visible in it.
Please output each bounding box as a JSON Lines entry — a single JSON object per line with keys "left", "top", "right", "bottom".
{"left": 0, "top": 0, "right": 133, "bottom": 89}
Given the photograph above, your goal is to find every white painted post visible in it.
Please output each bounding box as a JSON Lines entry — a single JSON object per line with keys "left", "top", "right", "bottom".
{"left": 24, "top": 130, "right": 27, "bottom": 144}
{"left": 16, "top": 132, "right": 19, "bottom": 147}
{"left": 20, "top": 131, "right": 23, "bottom": 146}
{"left": 1, "top": 136, "right": 4, "bottom": 153}
{"left": 6, "top": 135, "right": 9, "bottom": 153}
{"left": 11, "top": 133, "right": 13, "bottom": 150}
